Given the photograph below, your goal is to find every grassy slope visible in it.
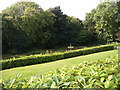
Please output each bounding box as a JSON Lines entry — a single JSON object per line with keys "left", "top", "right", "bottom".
{"left": 1, "top": 50, "right": 118, "bottom": 82}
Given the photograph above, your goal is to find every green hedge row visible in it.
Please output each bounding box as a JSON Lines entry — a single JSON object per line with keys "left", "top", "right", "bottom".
{"left": 1, "top": 44, "right": 115, "bottom": 70}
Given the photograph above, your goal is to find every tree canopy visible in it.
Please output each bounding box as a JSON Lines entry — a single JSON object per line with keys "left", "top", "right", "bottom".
{"left": 2, "top": 1, "right": 119, "bottom": 54}
{"left": 84, "top": 1, "right": 120, "bottom": 43}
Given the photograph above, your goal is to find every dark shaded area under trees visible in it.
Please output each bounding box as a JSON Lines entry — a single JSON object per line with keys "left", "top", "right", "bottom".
{"left": 1, "top": 1, "right": 120, "bottom": 54}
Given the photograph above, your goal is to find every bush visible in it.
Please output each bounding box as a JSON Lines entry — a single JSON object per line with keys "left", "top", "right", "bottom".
{"left": 1, "top": 44, "right": 115, "bottom": 70}
{"left": 1, "top": 55, "right": 119, "bottom": 88}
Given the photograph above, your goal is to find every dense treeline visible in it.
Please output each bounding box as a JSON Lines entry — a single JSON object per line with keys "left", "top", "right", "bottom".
{"left": 1, "top": 1, "right": 120, "bottom": 54}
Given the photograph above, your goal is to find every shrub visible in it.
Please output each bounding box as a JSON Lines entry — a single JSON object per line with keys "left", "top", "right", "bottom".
{"left": 1, "top": 44, "right": 115, "bottom": 70}
{"left": 1, "top": 55, "right": 119, "bottom": 88}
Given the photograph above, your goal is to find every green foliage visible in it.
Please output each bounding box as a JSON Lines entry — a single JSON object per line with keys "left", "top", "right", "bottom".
{"left": 48, "top": 6, "right": 83, "bottom": 47}
{"left": 2, "top": 2, "right": 84, "bottom": 53}
{"left": 2, "top": 50, "right": 117, "bottom": 83}
{"left": 84, "top": 9, "right": 96, "bottom": 31}
{"left": 1, "top": 55, "right": 119, "bottom": 88}
{"left": 66, "top": 16, "right": 84, "bottom": 45}
{"left": 77, "top": 30, "right": 97, "bottom": 45}
{"left": 1, "top": 44, "right": 115, "bottom": 70}
{"left": 2, "top": 1, "right": 55, "bottom": 53}
{"left": 2, "top": 1, "right": 119, "bottom": 54}
{"left": 94, "top": 2, "right": 118, "bottom": 42}
{"left": 84, "top": 1, "right": 120, "bottom": 43}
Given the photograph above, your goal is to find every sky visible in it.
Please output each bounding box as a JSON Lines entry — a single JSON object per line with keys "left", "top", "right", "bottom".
{"left": 0, "top": 0, "right": 101, "bottom": 20}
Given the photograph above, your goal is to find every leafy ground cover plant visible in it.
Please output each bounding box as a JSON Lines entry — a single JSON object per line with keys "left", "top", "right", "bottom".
{"left": 1, "top": 55, "right": 119, "bottom": 88}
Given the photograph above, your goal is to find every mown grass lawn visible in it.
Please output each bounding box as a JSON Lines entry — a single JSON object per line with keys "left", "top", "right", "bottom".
{"left": 1, "top": 50, "right": 118, "bottom": 82}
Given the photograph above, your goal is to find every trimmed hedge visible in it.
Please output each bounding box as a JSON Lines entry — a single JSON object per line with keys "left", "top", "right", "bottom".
{"left": 1, "top": 44, "right": 115, "bottom": 70}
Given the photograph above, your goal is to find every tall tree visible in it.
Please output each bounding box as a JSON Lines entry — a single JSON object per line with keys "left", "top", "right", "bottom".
{"left": 94, "top": 1, "right": 118, "bottom": 42}
{"left": 48, "top": 6, "right": 83, "bottom": 47}
{"left": 49, "top": 6, "right": 69, "bottom": 46}
{"left": 2, "top": 1, "right": 55, "bottom": 53}
{"left": 66, "top": 16, "right": 84, "bottom": 45}
{"left": 84, "top": 9, "right": 96, "bottom": 31}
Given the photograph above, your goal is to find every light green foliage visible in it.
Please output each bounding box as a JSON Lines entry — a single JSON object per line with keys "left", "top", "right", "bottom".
{"left": 94, "top": 1, "right": 119, "bottom": 42}
{"left": 2, "top": 1, "right": 42, "bottom": 42}
{"left": 84, "top": 1, "right": 119, "bottom": 43}
{"left": 1, "top": 55, "right": 119, "bottom": 88}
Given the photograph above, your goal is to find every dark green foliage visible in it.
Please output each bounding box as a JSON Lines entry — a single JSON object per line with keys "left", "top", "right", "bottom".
{"left": 84, "top": 9, "right": 96, "bottom": 32}
{"left": 2, "top": 1, "right": 55, "bottom": 53}
{"left": 77, "top": 30, "right": 98, "bottom": 45}
{"left": 1, "top": 44, "right": 115, "bottom": 70}
{"left": 2, "top": 3, "right": 84, "bottom": 53}
{"left": 48, "top": 6, "right": 83, "bottom": 47}
{"left": 2, "top": 1, "right": 119, "bottom": 54}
